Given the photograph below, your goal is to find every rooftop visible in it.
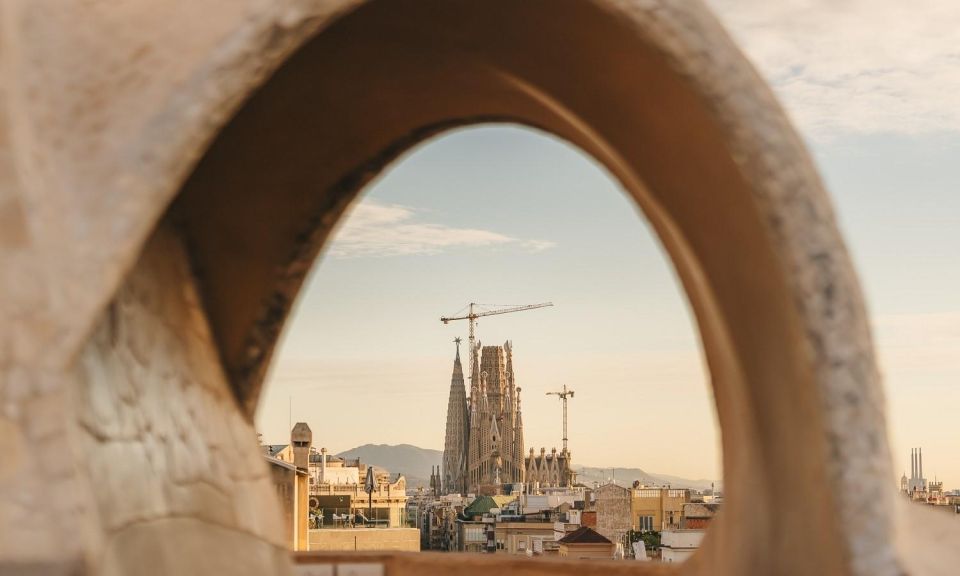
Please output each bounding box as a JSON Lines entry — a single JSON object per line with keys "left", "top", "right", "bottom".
{"left": 558, "top": 526, "right": 611, "bottom": 545}
{"left": 264, "top": 455, "right": 308, "bottom": 475}
{"left": 462, "top": 495, "right": 516, "bottom": 518}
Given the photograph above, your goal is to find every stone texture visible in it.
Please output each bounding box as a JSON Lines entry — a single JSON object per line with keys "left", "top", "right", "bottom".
{"left": 0, "top": 0, "right": 956, "bottom": 575}
{"left": 441, "top": 343, "right": 468, "bottom": 494}
{"left": 308, "top": 529, "right": 420, "bottom": 552}
{"left": 74, "top": 224, "right": 289, "bottom": 574}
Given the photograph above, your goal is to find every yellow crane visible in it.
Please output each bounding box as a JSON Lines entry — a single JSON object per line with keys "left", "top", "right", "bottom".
{"left": 546, "top": 384, "right": 575, "bottom": 453}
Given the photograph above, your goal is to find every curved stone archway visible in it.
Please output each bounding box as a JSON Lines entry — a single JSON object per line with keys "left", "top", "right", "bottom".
{"left": 2, "top": 1, "right": 952, "bottom": 575}
{"left": 171, "top": 1, "right": 889, "bottom": 574}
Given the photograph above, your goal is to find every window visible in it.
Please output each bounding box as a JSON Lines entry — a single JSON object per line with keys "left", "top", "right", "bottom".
{"left": 638, "top": 515, "right": 654, "bottom": 532}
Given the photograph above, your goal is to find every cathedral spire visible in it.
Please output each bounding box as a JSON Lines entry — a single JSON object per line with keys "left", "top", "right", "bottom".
{"left": 453, "top": 338, "right": 463, "bottom": 374}
{"left": 442, "top": 338, "right": 468, "bottom": 494}
{"left": 515, "top": 386, "right": 525, "bottom": 484}
{"left": 468, "top": 350, "right": 479, "bottom": 433}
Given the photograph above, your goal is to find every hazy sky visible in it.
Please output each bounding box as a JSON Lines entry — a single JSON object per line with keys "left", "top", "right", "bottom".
{"left": 257, "top": 1, "right": 960, "bottom": 487}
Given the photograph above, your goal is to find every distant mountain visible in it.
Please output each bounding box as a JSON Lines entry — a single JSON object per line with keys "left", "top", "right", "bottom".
{"left": 574, "top": 466, "right": 714, "bottom": 491}
{"left": 335, "top": 444, "right": 713, "bottom": 491}
{"left": 337, "top": 444, "right": 442, "bottom": 488}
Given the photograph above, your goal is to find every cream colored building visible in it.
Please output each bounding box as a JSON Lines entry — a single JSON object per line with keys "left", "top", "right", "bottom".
{"left": 266, "top": 456, "right": 310, "bottom": 551}
{"left": 631, "top": 487, "right": 691, "bottom": 532}
{"left": 494, "top": 521, "right": 558, "bottom": 555}
{"left": 264, "top": 422, "right": 313, "bottom": 551}
{"left": 265, "top": 443, "right": 294, "bottom": 463}
{"left": 661, "top": 529, "right": 706, "bottom": 563}
{"left": 308, "top": 448, "right": 408, "bottom": 528}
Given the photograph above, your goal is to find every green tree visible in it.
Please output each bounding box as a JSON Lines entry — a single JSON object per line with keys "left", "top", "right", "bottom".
{"left": 629, "top": 529, "right": 660, "bottom": 551}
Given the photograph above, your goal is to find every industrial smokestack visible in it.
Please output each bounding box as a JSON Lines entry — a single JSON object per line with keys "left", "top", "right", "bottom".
{"left": 919, "top": 448, "right": 923, "bottom": 480}
{"left": 911, "top": 448, "right": 916, "bottom": 479}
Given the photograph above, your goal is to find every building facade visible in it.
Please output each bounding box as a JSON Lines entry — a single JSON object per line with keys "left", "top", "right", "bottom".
{"left": 307, "top": 455, "right": 408, "bottom": 528}
{"left": 661, "top": 529, "right": 706, "bottom": 563}
{"left": 631, "top": 486, "right": 691, "bottom": 532}
{"left": 594, "top": 483, "right": 632, "bottom": 550}
{"left": 263, "top": 422, "right": 312, "bottom": 551}
{"left": 525, "top": 446, "right": 576, "bottom": 489}
{"left": 443, "top": 340, "right": 526, "bottom": 495}
{"left": 451, "top": 495, "right": 585, "bottom": 555}
{"left": 680, "top": 502, "right": 719, "bottom": 529}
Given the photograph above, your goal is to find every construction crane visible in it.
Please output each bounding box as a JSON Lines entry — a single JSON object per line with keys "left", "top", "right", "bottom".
{"left": 546, "top": 384, "right": 575, "bottom": 453}
{"left": 440, "top": 302, "right": 553, "bottom": 355}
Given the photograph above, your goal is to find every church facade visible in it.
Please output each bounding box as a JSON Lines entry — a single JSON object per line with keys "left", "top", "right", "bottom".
{"left": 525, "top": 446, "right": 576, "bottom": 489}
{"left": 442, "top": 340, "right": 525, "bottom": 495}
{"left": 442, "top": 340, "right": 576, "bottom": 495}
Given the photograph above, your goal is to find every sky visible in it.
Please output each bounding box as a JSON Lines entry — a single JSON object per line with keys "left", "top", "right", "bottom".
{"left": 257, "top": 0, "right": 960, "bottom": 487}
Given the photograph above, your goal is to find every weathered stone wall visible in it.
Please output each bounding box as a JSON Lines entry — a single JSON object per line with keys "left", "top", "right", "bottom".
{"left": 73, "top": 222, "right": 291, "bottom": 575}
{"left": 595, "top": 484, "right": 632, "bottom": 546}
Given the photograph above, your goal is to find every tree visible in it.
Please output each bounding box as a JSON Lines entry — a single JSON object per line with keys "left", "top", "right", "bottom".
{"left": 629, "top": 529, "right": 660, "bottom": 551}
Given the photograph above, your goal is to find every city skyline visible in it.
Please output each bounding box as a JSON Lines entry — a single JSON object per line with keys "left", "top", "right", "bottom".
{"left": 257, "top": 124, "right": 719, "bottom": 482}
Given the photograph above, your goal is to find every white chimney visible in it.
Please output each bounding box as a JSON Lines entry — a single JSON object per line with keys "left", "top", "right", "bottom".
{"left": 321, "top": 447, "right": 328, "bottom": 483}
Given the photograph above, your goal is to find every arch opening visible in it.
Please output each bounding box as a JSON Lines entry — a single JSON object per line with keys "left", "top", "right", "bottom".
{"left": 255, "top": 122, "right": 723, "bottom": 559}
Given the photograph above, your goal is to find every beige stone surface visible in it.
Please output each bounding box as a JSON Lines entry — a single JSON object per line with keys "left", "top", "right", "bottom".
{"left": 0, "top": 0, "right": 957, "bottom": 575}
{"left": 309, "top": 529, "right": 420, "bottom": 552}
{"left": 76, "top": 223, "right": 290, "bottom": 574}
{"left": 295, "top": 551, "right": 675, "bottom": 576}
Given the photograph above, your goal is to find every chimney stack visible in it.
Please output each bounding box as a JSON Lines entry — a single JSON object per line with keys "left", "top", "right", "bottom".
{"left": 320, "top": 447, "right": 328, "bottom": 483}
{"left": 291, "top": 422, "right": 312, "bottom": 470}
{"left": 919, "top": 447, "right": 923, "bottom": 480}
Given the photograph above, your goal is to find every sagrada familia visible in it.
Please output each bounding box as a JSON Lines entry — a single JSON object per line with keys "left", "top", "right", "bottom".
{"left": 442, "top": 339, "right": 574, "bottom": 495}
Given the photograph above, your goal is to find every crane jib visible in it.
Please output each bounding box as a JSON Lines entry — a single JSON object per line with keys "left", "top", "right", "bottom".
{"left": 439, "top": 302, "right": 554, "bottom": 323}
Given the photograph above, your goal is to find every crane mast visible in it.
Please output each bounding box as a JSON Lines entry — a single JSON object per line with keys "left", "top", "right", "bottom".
{"left": 546, "top": 384, "right": 575, "bottom": 454}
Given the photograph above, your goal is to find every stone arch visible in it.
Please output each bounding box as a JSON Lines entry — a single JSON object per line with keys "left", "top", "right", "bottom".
{"left": 169, "top": 2, "right": 890, "bottom": 572}
{"left": 5, "top": 0, "right": 951, "bottom": 575}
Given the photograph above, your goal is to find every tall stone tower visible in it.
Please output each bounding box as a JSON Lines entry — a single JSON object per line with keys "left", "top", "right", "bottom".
{"left": 441, "top": 340, "right": 468, "bottom": 494}
{"left": 444, "top": 339, "right": 525, "bottom": 495}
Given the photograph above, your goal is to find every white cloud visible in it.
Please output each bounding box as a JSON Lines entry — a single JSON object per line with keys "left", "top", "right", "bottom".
{"left": 522, "top": 239, "right": 558, "bottom": 253}
{"left": 707, "top": 0, "right": 960, "bottom": 138}
{"left": 327, "top": 200, "right": 555, "bottom": 258}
